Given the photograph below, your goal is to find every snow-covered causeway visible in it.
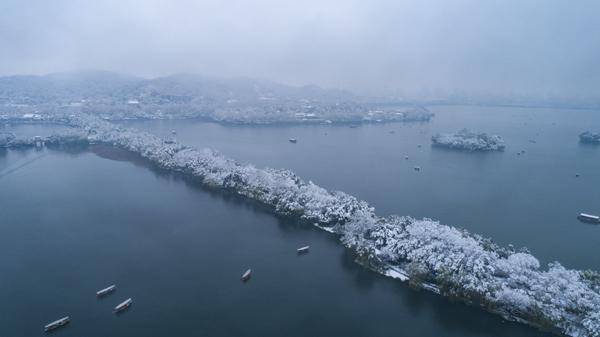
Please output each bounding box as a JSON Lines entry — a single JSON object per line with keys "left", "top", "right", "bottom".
{"left": 4, "top": 114, "right": 600, "bottom": 337}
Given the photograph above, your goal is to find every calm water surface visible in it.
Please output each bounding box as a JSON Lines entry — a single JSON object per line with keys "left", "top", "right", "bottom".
{"left": 123, "top": 105, "right": 600, "bottom": 270}
{"left": 1, "top": 105, "right": 599, "bottom": 337}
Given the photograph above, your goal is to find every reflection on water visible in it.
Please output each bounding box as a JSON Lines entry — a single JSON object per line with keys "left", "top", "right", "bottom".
{"left": 0, "top": 145, "right": 552, "bottom": 337}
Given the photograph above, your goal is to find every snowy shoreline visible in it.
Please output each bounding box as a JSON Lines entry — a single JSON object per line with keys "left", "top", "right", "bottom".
{"left": 1, "top": 103, "right": 434, "bottom": 126}
{"left": 3, "top": 114, "right": 600, "bottom": 337}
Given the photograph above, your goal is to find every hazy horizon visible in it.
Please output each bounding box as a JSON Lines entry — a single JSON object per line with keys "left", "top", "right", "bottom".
{"left": 1, "top": 0, "right": 599, "bottom": 100}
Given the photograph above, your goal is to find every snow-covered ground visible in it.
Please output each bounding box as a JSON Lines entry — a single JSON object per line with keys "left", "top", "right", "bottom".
{"left": 432, "top": 129, "right": 505, "bottom": 151}
{"left": 4, "top": 114, "right": 600, "bottom": 337}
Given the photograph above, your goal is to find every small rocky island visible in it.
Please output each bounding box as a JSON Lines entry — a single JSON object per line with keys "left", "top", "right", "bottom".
{"left": 432, "top": 129, "right": 505, "bottom": 151}
{"left": 579, "top": 131, "right": 600, "bottom": 144}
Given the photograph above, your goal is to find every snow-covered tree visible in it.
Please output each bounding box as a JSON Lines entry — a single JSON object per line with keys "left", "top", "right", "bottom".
{"left": 432, "top": 129, "right": 505, "bottom": 151}
{"left": 580, "top": 131, "right": 600, "bottom": 144}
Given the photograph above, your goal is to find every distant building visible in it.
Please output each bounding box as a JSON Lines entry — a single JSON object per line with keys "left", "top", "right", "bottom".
{"left": 22, "top": 113, "right": 42, "bottom": 120}
{"left": 295, "top": 112, "right": 318, "bottom": 119}
{"left": 34, "top": 136, "right": 43, "bottom": 147}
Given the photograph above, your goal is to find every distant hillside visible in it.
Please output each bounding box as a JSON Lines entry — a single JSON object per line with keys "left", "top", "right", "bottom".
{"left": 0, "top": 71, "right": 431, "bottom": 124}
{"left": 0, "top": 70, "right": 355, "bottom": 104}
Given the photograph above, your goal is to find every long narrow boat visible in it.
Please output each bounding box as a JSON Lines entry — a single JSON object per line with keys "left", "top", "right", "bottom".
{"left": 297, "top": 246, "right": 310, "bottom": 254}
{"left": 96, "top": 285, "right": 116, "bottom": 297}
{"left": 44, "top": 316, "right": 70, "bottom": 332}
{"left": 114, "top": 298, "right": 133, "bottom": 313}
{"left": 578, "top": 213, "right": 600, "bottom": 223}
{"left": 241, "top": 269, "right": 252, "bottom": 282}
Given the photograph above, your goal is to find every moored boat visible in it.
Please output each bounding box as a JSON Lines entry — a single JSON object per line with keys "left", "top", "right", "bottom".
{"left": 241, "top": 269, "right": 252, "bottom": 282}
{"left": 114, "top": 298, "right": 133, "bottom": 313}
{"left": 44, "top": 316, "right": 70, "bottom": 332}
{"left": 297, "top": 246, "right": 310, "bottom": 254}
{"left": 578, "top": 213, "right": 600, "bottom": 223}
{"left": 288, "top": 138, "right": 297, "bottom": 143}
{"left": 96, "top": 284, "right": 116, "bottom": 297}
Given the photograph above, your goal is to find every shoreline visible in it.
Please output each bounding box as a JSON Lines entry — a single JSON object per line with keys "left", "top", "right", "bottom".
{"left": 3, "top": 115, "right": 599, "bottom": 337}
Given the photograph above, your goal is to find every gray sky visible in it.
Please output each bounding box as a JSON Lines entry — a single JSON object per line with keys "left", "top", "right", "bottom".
{"left": 1, "top": 0, "right": 599, "bottom": 99}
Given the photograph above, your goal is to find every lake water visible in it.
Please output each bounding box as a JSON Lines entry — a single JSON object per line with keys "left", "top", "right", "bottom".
{"left": 1, "top": 105, "right": 599, "bottom": 336}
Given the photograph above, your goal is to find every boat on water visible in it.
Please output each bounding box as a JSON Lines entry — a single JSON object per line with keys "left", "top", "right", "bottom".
{"left": 44, "top": 316, "right": 70, "bottom": 332}
{"left": 288, "top": 138, "right": 297, "bottom": 143}
{"left": 578, "top": 213, "right": 600, "bottom": 223}
{"left": 414, "top": 166, "right": 421, "bottom": 171}
{"left": 297, "top": 246, "right": 310, "bottom": 254}
{"left": 114, "top": 298, "right": 133, "bottom": 313}
{"left": 241, "top": 269, "right": 252, "bottom": 282}
{"left": 96, "top": 284, "right": 116, "bottom": 297}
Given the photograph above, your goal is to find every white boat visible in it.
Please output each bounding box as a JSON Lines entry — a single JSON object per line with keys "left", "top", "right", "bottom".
{"left": 414, "top": 166, "right": 421, "bottom": 171}
{"left": 96, "top": 285, "right": 116, "bottom": 297}
{"left": 44, "top": 316, "right": 70, "bottom": 332}
{"left": 241, "top": 269, "right": 252, "bottom": 282}
{"left": 297, "top": 246, "right": 310, "bottom": 254}
{"left": 114, "top": 298, "right": 133, "bottom": 313}
{"left": 288, "top": 138, "right": 297, "bottom": 143}
{"left": 578, "top": 213, "right": 600, "bottom": 223}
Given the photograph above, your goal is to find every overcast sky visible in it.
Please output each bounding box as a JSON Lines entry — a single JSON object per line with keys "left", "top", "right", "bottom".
{"left": 1, "top": 0, "right": 599, "bottom": 98}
